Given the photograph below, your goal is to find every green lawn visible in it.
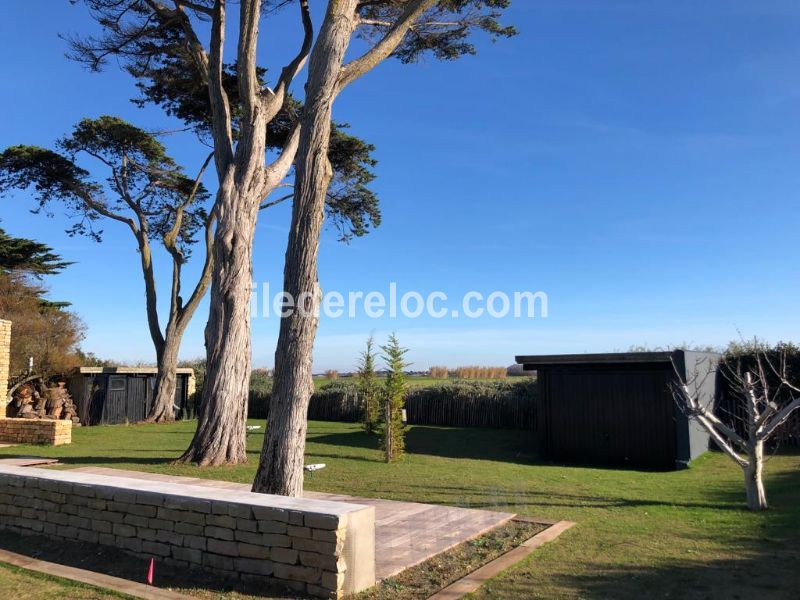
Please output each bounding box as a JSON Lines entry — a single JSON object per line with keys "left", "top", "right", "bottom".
{"left": 1, "top": 420, "right": 798, "bottom": 599}
{"left": 0, "top": 562, "right": 124, "bottom": 600}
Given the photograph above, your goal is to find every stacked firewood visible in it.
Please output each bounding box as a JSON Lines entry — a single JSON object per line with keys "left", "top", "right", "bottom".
{"left": 8, "top": 380, "right": 81, "bottom": 425}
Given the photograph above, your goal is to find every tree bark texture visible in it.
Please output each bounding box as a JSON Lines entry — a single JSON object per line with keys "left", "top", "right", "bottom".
{"left": 252, "top": 0, "right": 360, "bottom": 496}
{"left": 149, "top": 311, "right": 199, "bottom": 423}
{"left": 149, "top": 334, "right": 180, "bottom": 422}
{"left": 179, "top": 168, "right": 262, "bottom": 465}
{"left": 146, "top": 166, "right": 215, "bottom": 424}
{"left": 744, "top": 441, "right": 768, "bottom": 511}
{"left": 179, "top": 0, "right": 282, "bottom": 466}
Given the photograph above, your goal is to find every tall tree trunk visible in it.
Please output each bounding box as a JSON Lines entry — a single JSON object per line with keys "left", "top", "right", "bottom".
{"left": 178, "top": 176, "right": 259, "bottom": 466}
{"left": 149, "top": 315, "right": 193, "bottom": 423}
{"left": 177, "top": 0, "right": 291, "bottom": 466}
{"left": 148, "top": 193, "right": 215, "bottom": 423}
{"left": 744, "top": 441, "right": 768, "bottom": 511}
{"left": 135, "top": 227, "right": 174, "bottom": 423}
{"left": 252, "top": 0, "right": 359, "bottom": 496}
{"left": 149, "top": 333, "right": 180, "bottom": 422}
{"left": 383, "top": 399, "right": 392, "bottom": 463}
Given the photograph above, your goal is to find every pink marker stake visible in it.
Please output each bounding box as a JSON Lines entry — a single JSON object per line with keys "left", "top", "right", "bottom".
{"left": 146, "top": 558, "right": 154, "bottom": 585}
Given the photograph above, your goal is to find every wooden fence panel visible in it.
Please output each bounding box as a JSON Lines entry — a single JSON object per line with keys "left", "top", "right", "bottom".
{"left": 247, "top": 380, "right": 539, "bottom": 430}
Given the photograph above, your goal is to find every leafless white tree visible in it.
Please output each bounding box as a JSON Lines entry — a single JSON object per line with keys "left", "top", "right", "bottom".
{"left": 672, "top": 352, "right": 800, "bottom": 511}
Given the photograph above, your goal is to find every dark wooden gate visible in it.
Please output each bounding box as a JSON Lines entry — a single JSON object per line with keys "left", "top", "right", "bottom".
{"left": 101, "top": 375, "right": 128, "bottom": 424}
{"left": 125, "top": 376, "right": 149, "bottom": 423}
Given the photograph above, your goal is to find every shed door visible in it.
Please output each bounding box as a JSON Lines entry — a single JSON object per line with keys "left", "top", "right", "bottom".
{"left": 86, "top": 375, "right": 107, "bottom": 426}
{"left": 175, "top": 376, "right": 186, "bottom": 418}
{"left": 102, "top": 375, "right": 128, "bottom": 424}
{"left": 126, "top": 376, "right": 148, "bottom": 423}
{"left": 544, "top": 366, "right": 676, "bottom": 467}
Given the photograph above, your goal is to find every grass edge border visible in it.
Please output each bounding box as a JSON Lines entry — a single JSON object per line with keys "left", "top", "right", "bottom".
{"left": 0, "top": 547, "right": 190, "bottom": 600}
{"left": 425, "top": 519, "right": 577, "bottom": 600}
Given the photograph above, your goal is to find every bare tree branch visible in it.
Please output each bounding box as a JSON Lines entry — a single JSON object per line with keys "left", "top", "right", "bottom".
{"left": 338, "top": 0, "right": 436, "bottom": 90}
{"left": 178, "top": 206, "right": 216, "bottom": 328}
{"left": 235, "top": 0, "right": 262, "bottom": 131}
{"left": 760, "top": 396, "right": 800, "bottom": 440}
{"left": 269, "top": 0, "right": 313, "bottom": 109}
{"left": 174, "top": 0, "right": 213, "bottom": 15}
{"left": 262, "top": 122, "right": 301, "bottom": 196}
{"left": 259, "top": 192, "right": 293, "bottom": 210}
{"left": 163, "top": 0, "right": 234, "bottom": 176}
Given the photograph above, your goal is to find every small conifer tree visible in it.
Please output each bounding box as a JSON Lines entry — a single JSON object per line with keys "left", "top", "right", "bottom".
{"left": 380, "top": 333, "right": 409, "bottom": 462}
{"left": 357, "top": 335, "right": 381, "bottom": 434}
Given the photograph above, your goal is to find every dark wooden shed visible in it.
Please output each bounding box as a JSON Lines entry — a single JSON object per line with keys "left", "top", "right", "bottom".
{"left": 67, "top": 367, "right": 196, "bottom": 425}
{"left": 516, "top": 351, "right": 718, "bottom": 469}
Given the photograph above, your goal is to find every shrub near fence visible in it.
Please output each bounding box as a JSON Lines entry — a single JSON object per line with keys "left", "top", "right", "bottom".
{"left": 247, "top": 379, "right": 538, "bottom": 430}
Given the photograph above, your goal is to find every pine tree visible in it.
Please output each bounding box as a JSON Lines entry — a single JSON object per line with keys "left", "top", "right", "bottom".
{"left": 357, "top": 335, "right": 381, "bottom": 434}
{"left": 0, "top": 227, "right": 70, "bottom": 277}
{"left": 380, "top": 333, "right": 409, "bottom": 463}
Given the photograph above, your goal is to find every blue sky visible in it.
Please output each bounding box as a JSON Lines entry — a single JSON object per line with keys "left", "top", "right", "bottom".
{"left": 1, "top": 1, "right": 799, "bottom": 370}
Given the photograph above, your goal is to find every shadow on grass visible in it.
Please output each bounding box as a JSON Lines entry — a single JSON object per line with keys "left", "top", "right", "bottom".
{"left": 0, "top": 529, "right": 301, "bottom": 599}
{"left": 310, "top": 425, "right": 537, "bottom": 464}
{"left": 489, "top": 549, "right": 800, "bottom": 600}
{"left": 305, "top": 452, "right": 381, "bottom": 464}
{"left": 476, "top": 469, "right": 800, "bottom": 599}
{"left": 54, "top": 455, "right": 174, "bottom": 467}
{"left": 391, "top": 482, "right": 750, "bottom": 511}
{"left": 353, "top": 464, "right": 800, "bottom": 514}
{"left": 311, "top": 425, "right": 682, "bottom": 472}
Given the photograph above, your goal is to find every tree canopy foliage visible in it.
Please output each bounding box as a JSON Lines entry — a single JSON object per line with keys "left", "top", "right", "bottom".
{"left": 0, "top": 116, "right": 209, "bottom": 251}
{"left": 68, "top": 2, "right": 381, "bottom": 242}
{"left": 0, "top": 227, "right": 71, "bottom": 277}
{"left": 356, "top": 0, "right": 516, "bottom": 63}
{"left": 0, "top": 272, "right": 86, "bottom": 377}
{"left": 0, "top": 229, "right": 85, "bottom": 377}
{"left": 61, "top": 0, "right": 514, "bottom": 474}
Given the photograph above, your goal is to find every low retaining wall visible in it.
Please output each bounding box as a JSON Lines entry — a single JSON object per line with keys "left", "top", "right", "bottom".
{"left": 0, "top": 418, "right": 72, "bottom": 445}
{"left": 0, "top": 465, "right": 375, "bottom": 598}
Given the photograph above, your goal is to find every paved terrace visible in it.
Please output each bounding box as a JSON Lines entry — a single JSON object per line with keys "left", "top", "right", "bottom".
{"left": 72, "top": 467, "right": 515, "bottom": 580}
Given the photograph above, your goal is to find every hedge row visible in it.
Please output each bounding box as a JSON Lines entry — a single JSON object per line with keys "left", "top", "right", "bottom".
{"left": 247, "top": 379, "right": 538, "bottom": 430}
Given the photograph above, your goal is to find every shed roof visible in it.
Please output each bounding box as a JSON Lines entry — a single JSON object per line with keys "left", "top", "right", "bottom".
{"left": 73, "top": 366, "right": 195, "bottom": 376}
{"left": 515, "top": 351, "right": 676, "bottom": 369}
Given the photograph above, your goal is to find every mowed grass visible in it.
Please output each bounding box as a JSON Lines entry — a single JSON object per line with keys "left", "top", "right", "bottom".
{"left": 1, "top": 420, "right": 799, "bottom": 599}
{"left": 0, "top": 561, "right": 124, "bottom": 600}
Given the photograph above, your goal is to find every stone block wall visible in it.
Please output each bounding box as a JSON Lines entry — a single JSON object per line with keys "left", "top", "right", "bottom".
{"left": 0, "top": 419, "right": 72, "bottom": 445}
{"left": 0, "top": 465, "right": 375, "bottom": 598}
{"left": 0, "top": 319, "right": 10, "bottom": 417}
